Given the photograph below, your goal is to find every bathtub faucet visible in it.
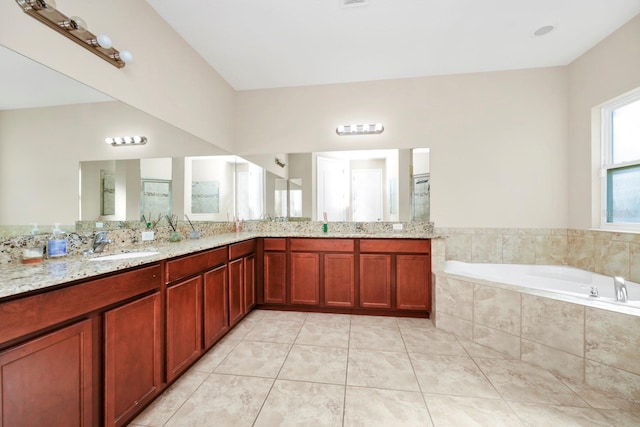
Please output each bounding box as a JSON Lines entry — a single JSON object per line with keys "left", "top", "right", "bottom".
{"left": 589, "top": 286, "right": 599, "bottom": 297}
{"left": 613, "top": 276, "right": 628, "bottom": 303}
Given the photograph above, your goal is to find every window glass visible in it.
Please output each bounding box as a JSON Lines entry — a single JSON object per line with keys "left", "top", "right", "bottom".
{"left": 606, "top": 165, "right": 640, "bottom": 223}
{"left": 603, "top": 94, "right": 640, "bottom": 227}
{"left": 611, "top": 99, "right": 640, "bottom": 164}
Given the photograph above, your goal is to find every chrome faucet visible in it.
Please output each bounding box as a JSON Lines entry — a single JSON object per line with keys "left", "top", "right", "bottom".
{"left": 614, "top": 276, "right": 628, "bottom": 302}
{"left": 84, "top": 231, "right": 113, "bottom": 255}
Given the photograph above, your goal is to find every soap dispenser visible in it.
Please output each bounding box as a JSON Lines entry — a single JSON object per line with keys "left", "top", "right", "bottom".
{"left": 47, "top": 223, "right": 67, "bottom": 259}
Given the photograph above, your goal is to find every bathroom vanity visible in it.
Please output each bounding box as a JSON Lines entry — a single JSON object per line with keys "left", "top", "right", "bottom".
{"left": 0, "top": 234, "right": 431, "bottom": 426}
{"left": 260, "top": 237, "right": 431, "bottom": 314}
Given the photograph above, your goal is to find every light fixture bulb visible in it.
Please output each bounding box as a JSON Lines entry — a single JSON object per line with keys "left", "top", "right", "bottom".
{"left": 104, "top": 137, "right": 113, "bottom": 145}
{"left": 41, "top": 0, "right": 56, "bottom": 12}
{"left": 123, "top": 136, "right": 133, "bottom": 144}
{"left": 336, "top": 123, "right": 384, "bottom": 136}
{"left": 114, "top": 137, "right": 124, "bottom": 144}
{"left": 119, "top": 50, "right": 133, "bottom": 64}
{"left": 70, "top": 16, "right": 87, "bottom": 32}
{"left": 133, "top": 136, "right": 143, "bottom": 143}
{"left": 96, "top": 34, "right": 112, "bottom": 49}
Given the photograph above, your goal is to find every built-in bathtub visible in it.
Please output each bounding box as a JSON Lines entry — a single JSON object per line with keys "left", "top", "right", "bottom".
{"left": 433, "top": 261, "right": 640, "bottom": 404}
{"left": 443, "top": 260, "right": 640, "bottom": 309}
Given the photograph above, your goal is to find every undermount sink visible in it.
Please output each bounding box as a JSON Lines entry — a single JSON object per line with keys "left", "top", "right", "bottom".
{"left": 88, "top": 251, "right": 160, "bottom": 262}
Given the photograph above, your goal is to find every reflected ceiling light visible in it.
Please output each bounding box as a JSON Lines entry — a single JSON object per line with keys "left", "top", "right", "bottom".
{"left": 336, "top": 123, "right": 384, "bottom": 136}
{"left": 15, "top": 0, "right": 133, "bottom": 68}
{"left": 105, "top": 136, "right": 147, "bottom": 146}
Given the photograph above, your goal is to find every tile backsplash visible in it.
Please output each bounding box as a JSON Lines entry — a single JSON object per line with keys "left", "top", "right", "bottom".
{"left": 0, "top": 220, "right": 434, "bottom": 266}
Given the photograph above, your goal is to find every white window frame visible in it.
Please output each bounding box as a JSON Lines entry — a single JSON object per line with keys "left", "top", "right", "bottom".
{"left": 598, "top": 90, "right": 640, "bottom": 232}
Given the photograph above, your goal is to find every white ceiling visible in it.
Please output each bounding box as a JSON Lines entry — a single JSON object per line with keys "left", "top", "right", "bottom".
{"left": 146, "top": 0, "right": 640, "bottom": 91}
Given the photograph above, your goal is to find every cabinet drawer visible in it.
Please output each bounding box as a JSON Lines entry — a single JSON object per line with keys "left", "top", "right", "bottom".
{"left": 359, "top": 239, "right": 430, "bottom": 254}
{"left": 0, "top": 264, "right": 161, "bottom": 346}
{"left": 229, "top": 239, "right": 256, "bottom": 260}
{"left": 166, "top": 248, "right": 227, "bottom": 283}
{"left": 290, "top": 238, "right": 354, "bottom": 252}
{"left": 263, "top": 238, "right": 286, "bottom": 251}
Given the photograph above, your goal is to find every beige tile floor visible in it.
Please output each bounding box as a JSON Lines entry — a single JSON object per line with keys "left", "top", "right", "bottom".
{"left": 130, "top": 310, "right": 640, "bottom": 426}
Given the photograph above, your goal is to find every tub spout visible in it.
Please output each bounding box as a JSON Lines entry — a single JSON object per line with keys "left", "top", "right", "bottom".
{"left": 589, "top": 286, "right": 599, "bottom": 297}
{"left": 614, "top": 276, "right": 628, "bottom": 303}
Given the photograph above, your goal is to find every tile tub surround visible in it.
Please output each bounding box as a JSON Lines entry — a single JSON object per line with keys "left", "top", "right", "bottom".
{"left": 433, "top": 271, "right": 640, "bottom": 405}
{"left": 434, "top": 227, "right": 640, "bottom": 284}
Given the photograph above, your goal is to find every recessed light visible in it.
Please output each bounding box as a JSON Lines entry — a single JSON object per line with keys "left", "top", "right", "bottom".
{"left": 534, "top": 25, "right": 555, "bottom": 37}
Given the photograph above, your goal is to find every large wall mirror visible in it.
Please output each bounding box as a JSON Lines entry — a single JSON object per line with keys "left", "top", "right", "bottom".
{"left": 1, "top": 43, "right": 430, "bottom": 237}
{"left": 0, "top": 44, "right": 226, "bottom": 235}
{"left": 79, "top": 149, "right": 429, "bottom": 225}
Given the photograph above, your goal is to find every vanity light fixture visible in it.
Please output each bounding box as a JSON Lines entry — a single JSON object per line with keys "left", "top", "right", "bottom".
{"left": 105, "top": 136, "right": 147, "bottom": 146}
{"left": 336, "top": 123, "right": 384, "bottom": 136}
{"left": 15, "top": 0, "right": 133, "bottom": 68}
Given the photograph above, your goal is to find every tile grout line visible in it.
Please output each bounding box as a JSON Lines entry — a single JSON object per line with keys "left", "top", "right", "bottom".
{"left": 342, "top": 315, "right": 352, "bottom": 427}
{"left": 401, "top": 322, "right": 436, "bottom": 426}
{"left": 158, "top": 370, "right": 215, "bottom": 427}
{"left": 250, "top": 312, "right": 307, "bottom": 426}
{"left": 142, "top": 320, "right": 254, "bottom": 426}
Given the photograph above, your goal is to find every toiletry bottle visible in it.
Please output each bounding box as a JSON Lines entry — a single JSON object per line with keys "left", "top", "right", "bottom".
{"left": 322, "top": 212, "right": 328, "bottom": 233}
{"left": 47, "top": 223, "right": 67, "bottom": 258}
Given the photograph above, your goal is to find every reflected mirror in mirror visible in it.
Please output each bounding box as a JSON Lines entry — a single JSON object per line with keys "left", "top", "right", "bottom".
{"left": 235, "top": 157, "right": 265, "bottom": 221}
{"left": 185, "top": 155, "right": 236, "bottom": 221}
{"left": 269, "top": 176, "right": 303, "bottom": 220}
{"left": 100, "top": 170, "right": 116, "bottom": 216}
{"left": 280, "top": 148, "right": 429, "bottom": 222}
{"left": 412, "top": 148, "right": 430, "bottom": 221}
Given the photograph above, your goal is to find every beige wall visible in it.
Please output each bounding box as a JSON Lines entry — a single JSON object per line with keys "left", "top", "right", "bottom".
{"left": 567, "top": 14, "right": 640, "bottom": 229}
{"left": 0, "top": 0, "right": 235, "bottom": 152}
{"left": 0, "top": 101, "right": 224, "bottom": 225}
{"left": 236, "top": 67, "right": 569, "bottom": 228}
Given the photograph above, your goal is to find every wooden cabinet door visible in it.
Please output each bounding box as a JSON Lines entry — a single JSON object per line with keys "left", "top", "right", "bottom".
{"left": 0, "top": 319, "right": 93, "bottom": 427}
{"left": 263, "top": 252, "right": 287, "bottom": 304}
{"left": 359, "top": 254, "right": 392, "bottom": 309}
{"left": 203, "top": 265, "right": 229, "bottom": 350}
{"left": 166, "top": 277, "right": 202, "bottom": 382}
{"left": 290, "top": 252, "right": 320, "bottom": 305}
{"left": 244, "top": 255, "right": 256, "bottom": 313}
{"left": 324, "top": 253, "right": 355, "bottom": 307}
{"left": 396, "top": 255, "right": 430, "bottom": 311}
{"left": 105, "top": 292, "right": 161, "bottom": 427}
{"left": 228, "top": 258, "right": 244, "bottom": 327}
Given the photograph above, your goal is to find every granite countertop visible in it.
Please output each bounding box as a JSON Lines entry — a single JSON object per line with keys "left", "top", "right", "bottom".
{"left": 0, "top": 231, "right": 439, "bottom": 301}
